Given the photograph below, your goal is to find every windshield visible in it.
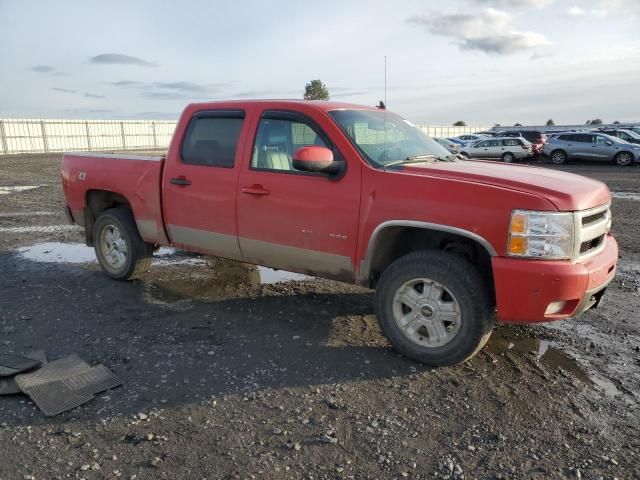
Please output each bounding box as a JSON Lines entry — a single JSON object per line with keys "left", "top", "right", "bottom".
{"left": 328, "top": 109, "right": 452, "bottom": 167}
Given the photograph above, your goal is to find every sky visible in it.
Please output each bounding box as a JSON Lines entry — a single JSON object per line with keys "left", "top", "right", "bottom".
{"left": 0, "top": 0, "right": 639, "bottom": 125}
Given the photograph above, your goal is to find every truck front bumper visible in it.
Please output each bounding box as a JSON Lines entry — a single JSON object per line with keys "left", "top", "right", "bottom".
{"left": 492, "top": 235, "right": 618, "bottom": 323}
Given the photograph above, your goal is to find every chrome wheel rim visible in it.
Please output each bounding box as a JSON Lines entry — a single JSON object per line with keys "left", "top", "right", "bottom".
{"left": 617, "top": 153, "right": 631, "bottom": 166}
{"left": 551, "top": 152, "right": 565, "bottom": 164}
{"left": 99, "top": 224, "right": 128, "bottom": 270}
{"left": 392, "top": 278, "right": 462, "bottom": 348}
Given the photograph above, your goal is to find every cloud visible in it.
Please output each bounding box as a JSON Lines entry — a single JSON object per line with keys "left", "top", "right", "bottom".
{"left": 31, "top": 65, "right": 55, "bottom": 73}
{"left": 84, "top": 92, "right": 105, "bottom": 99}
{"left": 153, "top": 81, "right": 231, "bottom": 95}
{"left": 408, "top": 8, "right": 549, "bottom": 55}
{"left": 89, "top": 53, "right": 156, "bottom": 67}
{"left": 52, "top": 87, "right": 77, "bottom": 94}
{"left": 567, "top": 6, "right": 608, "bottom": 17}
{"left": 142, "top": 91, "right": 189, "bottom": 100}
{"left": 108, "top": 80, "right": 143, "bottom": 87}
{"left": 330, "top": 87, "right": 372, "bottom": 98}
{"left": 472, "top": 0, "right": 554, "bottom": 7}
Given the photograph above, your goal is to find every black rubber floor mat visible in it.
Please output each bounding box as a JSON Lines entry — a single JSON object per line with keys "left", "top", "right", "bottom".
{"left": 0, "top": 353, "right": 43, "bottom": 377}
{"left": 22, "top": 381, "right": 94, "bottom": 417}
{"left": 15, "top": 355, "right": 92, "bottom": 390}
{"left": 63, "top": 365, "right": 122, "bottom": 396}
{"left": 0, "top": 351, "right": 46, "bottom": 395}
{"left": 16, "top": 356, "right": 122, "bottom": 416}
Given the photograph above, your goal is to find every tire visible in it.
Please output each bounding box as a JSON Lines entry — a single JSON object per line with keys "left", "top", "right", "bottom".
{"left": 502, "top": 152, "right": 515, "bottom": 163}
{"left": 93, "top": 207, "right": 153, "bottom": 280}
{"left": 550, "top": 150, "right": 568, "bottom": 165}
{"left": 614, "top": 151, "right": 633, "bottom": 167}
{"left": 374, "top": 250, "right": 495, "bottom": 367}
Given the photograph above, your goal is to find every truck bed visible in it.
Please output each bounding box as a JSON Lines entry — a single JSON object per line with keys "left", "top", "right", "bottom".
{"left": 61, "top": 152, "right": 168, "bottom": 244}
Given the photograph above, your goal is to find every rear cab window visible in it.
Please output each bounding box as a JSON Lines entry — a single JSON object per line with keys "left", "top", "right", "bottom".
{"left": 181, "top": 111, "right": 245, "bottom": 168}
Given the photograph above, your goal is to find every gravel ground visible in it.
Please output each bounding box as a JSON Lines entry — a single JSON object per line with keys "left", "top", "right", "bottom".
{"left": 0, "top": 154, "right": 638, "bottom": 480}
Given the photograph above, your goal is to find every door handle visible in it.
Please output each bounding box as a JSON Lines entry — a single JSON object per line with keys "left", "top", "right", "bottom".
{"left": 170, "top": 177, "right": 191, "bottom": 186}
{"left": 241, "top": 185, "right": 270, "bottom": 196}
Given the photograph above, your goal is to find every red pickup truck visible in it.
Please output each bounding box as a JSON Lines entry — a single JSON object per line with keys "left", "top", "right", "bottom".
{"left": 61, "top": 100, "right": 618, "bottom": 366}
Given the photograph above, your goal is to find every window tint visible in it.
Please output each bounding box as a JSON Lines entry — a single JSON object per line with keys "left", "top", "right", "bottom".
{"left": 181, "top": 116, "right": 244, "bottom": 167}
{"left": 488, "top": 140, "right": 501, "bottom": 147}
{"left": 503, "top": 139, "right": 519, "bottom": 146}
{"left": 251, "top": 117, "right": 330, "bottom": 171}
{"left": 572, "top": 134, "right": 591, "bottom": 143}
{"left": 618, "top": 132, "right": 631, "bottom": 140}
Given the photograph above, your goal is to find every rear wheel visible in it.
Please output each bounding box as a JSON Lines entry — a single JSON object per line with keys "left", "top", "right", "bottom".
{"left": 550, "top": 150, "right": 568, "bottom": 165}
{"left": 93, "top": 207, "right": 153, "bottom": 280}
{"left": 502, "top": 152, "right": 515, "bottom": 163}
{"left": 614, "top": 151, "right": 633, "bottom": 167}
{"left": 374, "top": 250, "right": 494, "bottom": 366}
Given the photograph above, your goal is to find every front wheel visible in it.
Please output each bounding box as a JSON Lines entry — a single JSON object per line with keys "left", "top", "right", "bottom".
{"left": 615, "top": 151, "right": 633, "bottom": 167}
{"left": 93, "top": 207, "right": 154, "bottom": 280}
{"left": 374, "top": 250, "right": 494, "bottom": 366}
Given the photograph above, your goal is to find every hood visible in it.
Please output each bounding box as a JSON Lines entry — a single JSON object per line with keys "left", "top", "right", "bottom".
{"left": 399, "top": 160, "right": 610, "bottom": 211}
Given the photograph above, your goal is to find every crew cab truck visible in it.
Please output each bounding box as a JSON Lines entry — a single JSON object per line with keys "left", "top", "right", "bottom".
{"left": 61, "top": 100, "right": 618, "bottom": 366}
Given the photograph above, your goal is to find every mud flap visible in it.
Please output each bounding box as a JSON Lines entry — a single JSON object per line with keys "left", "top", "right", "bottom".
{"left": 0, "top": 351, "right": 46, "bottom": 395}
{"left": 0, "top": 353, "right": 43, "bottom": 377}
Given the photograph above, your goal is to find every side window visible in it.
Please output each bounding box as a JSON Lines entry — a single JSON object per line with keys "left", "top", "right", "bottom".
{"left": 251, "top": 116, "right": 330, "bottom": 172}
{"left": 594, "top": 135, "right": 609, "bottom": 144}
{"left": 503, "top": 139, "right": 518, "bottom": 146}
{"left": 619, "top": 132, "right": 630, "bottom": 140}
{"left": 572, "top": 134, "right": 591, "bottom": 143}
{"left": 181, "top": 115, "right": 244, "bottom": 167}
{"left": 476, "top": 140, "right": 490, "bottom": 147}
{"left": 489, "top": 140, "right": 502, "bottom": 147}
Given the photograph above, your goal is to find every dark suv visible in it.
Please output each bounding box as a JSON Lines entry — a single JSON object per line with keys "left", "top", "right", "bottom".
{"left": 500, "top": 130, "right": 547, "bottom": 156}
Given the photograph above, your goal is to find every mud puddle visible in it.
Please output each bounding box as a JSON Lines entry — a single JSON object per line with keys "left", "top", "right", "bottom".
{"left": 487, "top": 330, "right": 621, "bottom": 397}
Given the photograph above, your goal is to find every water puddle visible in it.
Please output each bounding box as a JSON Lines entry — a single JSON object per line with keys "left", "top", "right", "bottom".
{"left": 0, "top": 225, "right": 79, "bottom": 233}
{"left": 611, "top": 191, "right": 640, "bottom": 201}
{"left": 0, "top": 186, "right": 43, "bottom": 195}
{"left": 486, "top": 330, "right": 620, "bottom": 397}
{"left": 16, "top": 242, "right": 313, "bottom": 305}
{"left": 0, "top": 211, "right": 57, "bottom": 218}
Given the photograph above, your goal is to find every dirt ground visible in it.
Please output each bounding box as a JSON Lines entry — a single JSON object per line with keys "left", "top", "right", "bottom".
{"left": 0, "top": 153, "right": 638, "bottom": 480}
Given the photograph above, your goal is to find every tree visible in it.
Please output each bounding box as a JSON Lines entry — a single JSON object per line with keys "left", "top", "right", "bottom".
{"left": 591, "top": 118, "right": 603, "bottom": 125}
{"left": 494, "top": 123, "right": 501, "bottom": 127}
{"left": 585, "top": 120, "right": 591, "bottom": 125}
{"left": 514, "top": 123, "right": 522, "bottom": 127}
{"left": 453, "top": 120, "right": 466, "bottom": 126}
{"left": 613, "top": 120, "right": 621, "bottom": 124}
{"left": 303, "top": 80, "right": 330, "bottom": 100}
{"left": 546, "top": 119, "right": 555, "bottom": 126}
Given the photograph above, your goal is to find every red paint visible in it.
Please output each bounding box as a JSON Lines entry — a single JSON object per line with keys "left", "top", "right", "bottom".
{"left": 61, "top": 99, "right": 618, "bottom": 324}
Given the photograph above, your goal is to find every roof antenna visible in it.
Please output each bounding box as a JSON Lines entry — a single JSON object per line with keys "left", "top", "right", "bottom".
{"left": 377, "top": 55, "right": 387, "bottom": 110}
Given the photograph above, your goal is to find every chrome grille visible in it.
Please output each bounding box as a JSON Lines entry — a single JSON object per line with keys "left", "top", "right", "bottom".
{"left": 573, "top": 204, "right": 610, "bottom": 261}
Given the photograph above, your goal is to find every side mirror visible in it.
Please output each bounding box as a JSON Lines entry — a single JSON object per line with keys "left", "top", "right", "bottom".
{"left": 292, "top": 146, "right": 342, "bottom": 175}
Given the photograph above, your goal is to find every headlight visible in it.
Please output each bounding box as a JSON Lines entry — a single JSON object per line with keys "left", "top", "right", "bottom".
{"left": 507, "top": 210, "right": 575, "bottom": 259}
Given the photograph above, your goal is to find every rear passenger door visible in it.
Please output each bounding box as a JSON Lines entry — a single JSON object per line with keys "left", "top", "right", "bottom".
{"left": 162, "top": 110, "right": 246, "bottom": 260}
{"left": 569, "top": 134, "right": 593, "bottom": 160}
{"left": 236, "top": 110, "right": 361, "bottom": 282}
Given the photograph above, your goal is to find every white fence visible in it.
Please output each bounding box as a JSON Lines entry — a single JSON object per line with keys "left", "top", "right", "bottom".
{"left": 0, "top": 118, "right": 492, "bottom": 155}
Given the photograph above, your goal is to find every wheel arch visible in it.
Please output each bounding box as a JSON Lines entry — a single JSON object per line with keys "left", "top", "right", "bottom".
{"left": 84, "top": 189, "right": 132, "bottom": 246}
{"left": 358, "top": 221, "right": 497, "bottom": 296}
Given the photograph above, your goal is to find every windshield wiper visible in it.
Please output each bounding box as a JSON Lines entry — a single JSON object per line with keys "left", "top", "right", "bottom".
{"left": 384, "top": 154, "right": 450, "bottom": 169}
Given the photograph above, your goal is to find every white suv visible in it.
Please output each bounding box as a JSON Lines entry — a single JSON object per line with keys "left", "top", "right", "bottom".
{"left": 460, "top": 137, "right": 533, "bottom": 163}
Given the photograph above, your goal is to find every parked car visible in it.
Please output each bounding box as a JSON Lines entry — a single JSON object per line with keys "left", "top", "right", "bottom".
{"left": 433, "top": 137, "right": 460, "bottom": 154}
{"left": 455, "top": 134, "right": 489, "bottom": 145}
{"left": 499, "top": 130, "right": 548, "bottom": 156}
{"left": 61, "top": 99, "right": 617, "bottom": 367}
{"left": 542, "top": 132, "right": 640, "bottom": 166}
{"left": 460, "top": 137, "right": 533, "bottom": 162}
{"left": 474, "top": 131, "right": 499, "bottom": 137}
{"left": 597, "top": 129, "right": 640, "bottom": 145}
{"left": 447, "top": 137, "right": 467, "bottom": 146}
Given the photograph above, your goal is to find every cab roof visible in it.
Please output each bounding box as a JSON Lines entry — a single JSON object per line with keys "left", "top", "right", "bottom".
{"left": 186, "top": 99, "right": 381, "bottom": 113}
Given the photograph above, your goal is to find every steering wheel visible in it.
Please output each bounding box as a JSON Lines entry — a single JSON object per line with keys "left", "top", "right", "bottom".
{"left": 378, "top": 144, "right": 405, "bottom": 163}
